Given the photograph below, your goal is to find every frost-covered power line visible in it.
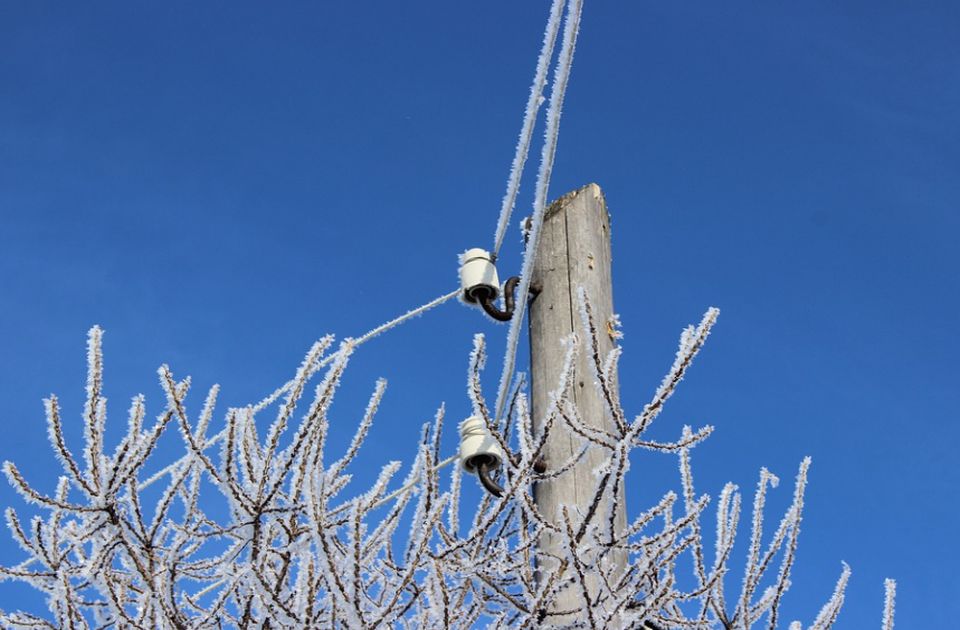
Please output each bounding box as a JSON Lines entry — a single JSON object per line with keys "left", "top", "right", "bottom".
{"left": 140, "top": 288, "right": 459, "bottom": 493}
{"left": 491, "top": 0, "right": 565, "bottom": 258}
{"left": 493, "top": 0, "right": 585, "bottom": 426}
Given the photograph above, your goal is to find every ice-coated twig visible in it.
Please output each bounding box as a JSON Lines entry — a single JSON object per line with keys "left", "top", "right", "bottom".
{"left": 82, "top": 326, "right": 106, "bottom": 497}
{"left": 767, "top": 457, "right": 811, "bottom": 630}
{"left": 0, "top": 305, "right": 892, "bottom": 628}
{"left": 808, "top": 562, "right": 851, "bottom": 630}
{"left": 882, "top": 578, "right": 896, "bottom": 630}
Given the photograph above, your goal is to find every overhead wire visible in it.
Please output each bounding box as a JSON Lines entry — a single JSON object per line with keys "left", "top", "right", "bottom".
{"left": 491, "top": 0, "right": 566, "bottom": 259}
{"left": 142, "top": 0, "right": 586, "bottom": 502}
{"left": 493, "top": 0, "right": 585, "bottom": 426}
{"left": 139, "top": 288, "right": 460, "bottom": 492}
{"left": 357, "top": 0, "right": 585, "bottom": 503}
{"left": 250, "top": 288, "right": 460, "bottom": 414}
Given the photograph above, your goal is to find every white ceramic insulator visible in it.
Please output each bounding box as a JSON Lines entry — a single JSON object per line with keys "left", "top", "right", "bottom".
{"left": 459, "top": 248, "right": 500, "bottom": 304}
{"left": 458, "top": 416, "right": 504, "bottom": 473}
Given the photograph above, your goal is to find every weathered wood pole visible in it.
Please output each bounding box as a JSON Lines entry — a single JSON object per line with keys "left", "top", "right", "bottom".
{"left": 528, "top": 183, "right": 627, "bottom": 619}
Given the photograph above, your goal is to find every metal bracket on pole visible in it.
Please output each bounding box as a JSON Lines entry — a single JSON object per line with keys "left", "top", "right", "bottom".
{"left": 478, "top": 276, "right": 520, "bottom": 322}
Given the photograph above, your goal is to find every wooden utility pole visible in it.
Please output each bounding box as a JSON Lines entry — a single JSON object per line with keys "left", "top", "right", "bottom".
{"left": 529, "top": 183, "right": 627, "bottom": 619}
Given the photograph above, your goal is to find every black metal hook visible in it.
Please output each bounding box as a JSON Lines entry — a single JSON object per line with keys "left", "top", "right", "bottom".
{"left": 473, "top": 455, "right": 546, "bottom": 498}
{"left": 478, "top": 276, "right": 520, "bottom": 322}
{"left": 475, "top": 456, "right": 504, "bottom": 497}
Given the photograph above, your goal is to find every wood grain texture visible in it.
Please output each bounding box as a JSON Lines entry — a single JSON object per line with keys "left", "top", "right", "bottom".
{"left": 528, "top": 183, "right": 627, "bottom": 620}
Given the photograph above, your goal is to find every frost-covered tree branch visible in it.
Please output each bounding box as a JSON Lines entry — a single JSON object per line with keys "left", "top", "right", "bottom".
{"left": 1, "top": 315, "right": 895, "bottom": 629}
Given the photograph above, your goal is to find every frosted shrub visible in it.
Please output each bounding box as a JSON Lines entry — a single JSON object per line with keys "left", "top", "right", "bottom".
{"left": 1, "top": 299, "right": 895, "bottom": 628}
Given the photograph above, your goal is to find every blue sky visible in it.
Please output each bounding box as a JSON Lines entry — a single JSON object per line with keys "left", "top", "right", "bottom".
{"left": 1, "top": 1, "right": 957, "bottom": 626}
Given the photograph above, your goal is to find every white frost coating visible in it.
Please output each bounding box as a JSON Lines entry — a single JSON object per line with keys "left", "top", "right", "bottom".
{"left": 515, "top": 389, "right": 533, "bottom": 462}
{"left": 768, "top": 456, "right": 812, "bottom": 629}
{"left": 354, "top": 288, "right": 461, "bottom": 346}
{"left": 882, "top": 578, "right": 896, "bottom": 630}
{"left": 364, "top": 454, "right": 458, "bottom": 514}
{"left": 140, "top": 289, "right": 459, "bottom": 491}
{"left": 447, "top": 458, "right": 462, "bottom": 535}
{"left": 1, "top": 316, "right": 894, "bottom": 627}
{"left": 328, "top": 378, "right": 387, "bottom": 479}
{"left": 83, "top": 325, "right": 105, "bottom": 496}
{"left": 737, "top": 467, "right": 779, "bottom": 627}
{"left": 494, "top": 0, "right": 585, "bottom": 426}
{"left": 714, "top": 482, "right": 741, "bottom": 578}
{"left": 253, "top": 288, "right": 458, "bottom": 415}
{"left": 491, "top": 0, "right": 565, "bottom": 256}
{"left": 809, "top": 562, "right": 851, "bottom": 630}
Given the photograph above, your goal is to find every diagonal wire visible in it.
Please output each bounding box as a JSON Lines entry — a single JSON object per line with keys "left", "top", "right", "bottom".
{"left": 139, "top": 288, "right": 460, "bottom": 491}
{"left": 493, "top": 0, "right": 585, "bottom": 426}
{"left": 491, "top": 0, "right": 566, "bottom": 258}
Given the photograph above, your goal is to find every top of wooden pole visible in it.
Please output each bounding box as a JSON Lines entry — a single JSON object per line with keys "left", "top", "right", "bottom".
{"left": 544, "top": 182, "right": 609, "bottom": 221}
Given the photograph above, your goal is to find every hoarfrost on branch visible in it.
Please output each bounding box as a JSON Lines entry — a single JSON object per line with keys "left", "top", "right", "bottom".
{"left": 1, "top": 306, "right": 895, "bottom": 628}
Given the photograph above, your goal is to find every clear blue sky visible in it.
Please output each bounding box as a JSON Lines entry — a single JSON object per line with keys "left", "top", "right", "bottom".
{"left": 1, "top": 1, "right": 957, "bottom": 626}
